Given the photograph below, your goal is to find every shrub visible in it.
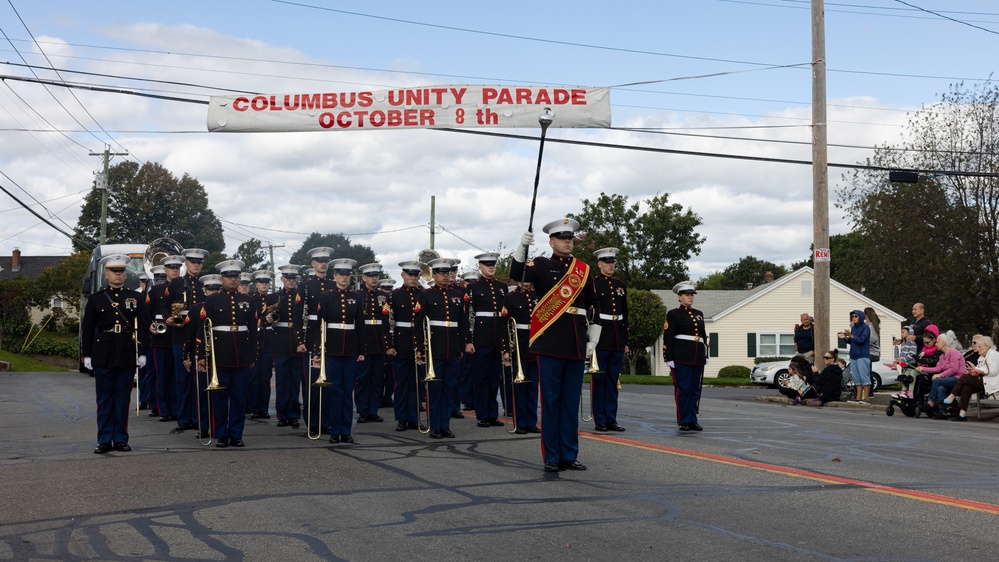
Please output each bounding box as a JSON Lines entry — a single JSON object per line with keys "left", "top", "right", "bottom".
{"left": 718, "top": 365, "right": 751, "bottom": 379}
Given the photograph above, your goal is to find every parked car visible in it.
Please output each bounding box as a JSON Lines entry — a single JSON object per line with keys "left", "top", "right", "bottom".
{"left": 750, "top": 358, "right": 899, "bottom": 393}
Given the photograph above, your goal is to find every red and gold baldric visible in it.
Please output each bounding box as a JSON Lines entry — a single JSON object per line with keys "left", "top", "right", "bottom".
{"left": 529, "top": 257, "right": 589, "bottom": 345}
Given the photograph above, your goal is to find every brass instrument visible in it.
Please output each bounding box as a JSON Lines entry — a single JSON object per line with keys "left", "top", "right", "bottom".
{"left": 143, "top": 237, "right": 185, "bottom": 280}
{"left": 417, "top": 316, "right": 439, "bottom": 434}
{"left": 581, "top": 308, "right": 601, "bottom": 422}
{"left": 417, "top": 249, "right": 440, "bottom": 285}
{"left": 503, "top": 318, "right": 529, "bottom": 433}
{"left": 196, "top": 317, "right": 226, "bottom": 446}
{"left": 153, "top": 321, "right": 168, "bottom": 334}
{"left": 264, "top": 302, "right": 279, "bottom": 322}
{"left": 170, "top": 301, "right": 186, "bottom": 325}
{"left": 307, "top": 322, "right": 332, "bottom": 441}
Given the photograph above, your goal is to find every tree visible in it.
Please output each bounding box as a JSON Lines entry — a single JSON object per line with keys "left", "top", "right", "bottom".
{"left": 570, "top": 192, "right": 705, "bottom": 290}
{"left": 715, "top": 256, "right": 789, "bottom": 290}
{"left": 34, "top": 251, "right": 90, "bottom": 316}
{"left": 0, "top": 277, "right": 37, "bottom": 350}
{"left": 624, "top": 289, "right": 668, "bottom": 374}
{"left": 289, "top": 233, "right": 377, "bottom": 268}
{"left": 838, "top": 81, "right": 999, "bottom": 339}
{"left": 232, "top": 238, "right": 269, "bottom": 271}
{"left": 74, "top": 161, "right": 225, "bottom": 253}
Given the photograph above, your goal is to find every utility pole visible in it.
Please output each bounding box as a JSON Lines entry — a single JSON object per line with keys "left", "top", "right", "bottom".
{"left": 89, "top": 145, "right": 128, "bottom": 245}
{"left": 811, "top": 0, "right": 831, "bottom": 354}
{"left": 262, "top": 242, "right": 284, "bottom": 293}
{"left": 429, "top": 195, "right": 436, "bottom": 250}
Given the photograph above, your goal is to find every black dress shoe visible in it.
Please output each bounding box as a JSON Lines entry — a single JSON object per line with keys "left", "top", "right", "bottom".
{"left": 689, "top": 423, "right": 703, "bottom": 431}
{"left": 159, "top": 416, "right": 172, "bottom": 422}
{"left": 148, "top": 410, "right": 159, "bottom": 417}
{"left": 329, "top": 434, "right": 341, "bottom": 443}
{"left": 441, "top": 429, "right": 455, "bottom": 438}
{"left": 428, "top": 431, "right": 443, "bottom": 439}
{"left": 309, "top": 426, "right": 319, "bottom": 435}
{"left": 114, "top": 443, "right": 132, "bottom": 452}
{"left": 289, "top": 420, "right": 300, "bottom": 429}
{"left": 195, "top": 431, "right": 209, "bottom": 439}
{"left": 366, "top": 414, "right": 384, "bottom": 422}
{"left": 215, "top": 438, "right": 230, "bottom": 448}
{"left": 560, "top": 460, "right": 587, "bottom": 471}
{"left": 477, "top": 420, "right": 490, "bottom": 428}
{"left": 356, "top": 416, "right": 367, "bottom": 423}
{"left": 138, "top": 402, "right": 148, "bottom": 411}
{"left": 406, "top": 422, "right": 420, "bottom": 430}
{"left": 462, "top": 404, "right": 474, "bottom": 411}
{"left": 514, "top": 427, "right": 528, "bottom": 434}
{"left": 395, "top": 422, "right": 408, "bottom": 431}
{"left": 487, "top": 419, "right": 504, "bottom": 427}
{"left": 543, "top": 462, "right": 562, "bottom": 472}
{"left": 249, "top": 413, "right": 261, "bottom": 420}
{"left": 340, "top": 434, "right": 354, "bottom": 444}
{"left": 94, "top": 443, "right": 112, "bottom": 454}
{"left": 593, "top": 424, "right": 609, "bottom": 432}
{"left": 231, "top": 439, "right": 245, "bottom": 448}
{"left": 451, "top": 411, "right": 465, "bottom": 419}
{"left": 259, "top": 413, "right": 271, "bottom": 419}
{"left": 276, "top": 419, "right": 289, "bottom": 427}
{"left": 607, "top": 422, "right": 626, "bottom": 432}
{"left": 525, "top": 425, "right": 541, "bottom": 433}
{"left": 678, "top": 424, "right": 692, "bottom": 431}
{"left": 322, "top": 427, "right": 332, "bottom": 435}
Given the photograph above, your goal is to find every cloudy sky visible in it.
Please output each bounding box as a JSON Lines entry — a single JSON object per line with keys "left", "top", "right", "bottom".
{"left": 0, "top": 1, "right": 996, "bottom": 282}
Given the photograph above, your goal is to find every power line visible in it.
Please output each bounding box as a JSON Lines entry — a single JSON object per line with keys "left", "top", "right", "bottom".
{"left": 0, "top": 169, "right": 93, "bottom": 249}
{"left": 893, "top": 0, "right": 999, "bottom": 35}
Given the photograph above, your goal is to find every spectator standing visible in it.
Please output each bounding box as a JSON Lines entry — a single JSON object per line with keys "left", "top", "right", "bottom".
{"left": 864, "top": 307, "right": 881, "bottom": 362}
{"left": 909, "top": 303, "right": 932, "bottom": 355}
{"left": 841, "top": 310, "right": 871, "bottom": 403}
{"left": 793, "top": 313, "right": 815, "bottom": 364}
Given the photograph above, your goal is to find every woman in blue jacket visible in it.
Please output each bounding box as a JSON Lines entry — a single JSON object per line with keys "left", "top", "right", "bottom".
{"left": 841, "top": 309, "right": 871, "bottom": 403}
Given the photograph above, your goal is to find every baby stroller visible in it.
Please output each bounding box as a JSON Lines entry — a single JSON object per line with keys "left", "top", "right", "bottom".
{"left": 885, "top": 367, "right": 931, "bottom": 417}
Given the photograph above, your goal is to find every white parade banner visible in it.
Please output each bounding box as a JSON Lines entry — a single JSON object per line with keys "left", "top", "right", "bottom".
{"left": 207, "top": 85, "right": 610, "bottom": 132}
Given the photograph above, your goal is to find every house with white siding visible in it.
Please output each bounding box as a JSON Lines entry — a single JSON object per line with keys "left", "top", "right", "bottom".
{"left": 649, "top": 267, "right": 907, "bottom": 378}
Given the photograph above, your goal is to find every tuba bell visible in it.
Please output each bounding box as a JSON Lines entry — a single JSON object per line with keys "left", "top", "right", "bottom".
{"left": 143, "top": 237, "right": 185, "bottom": 280}
{"left": 417, "top": 249, "right": 440, "bottom": 285}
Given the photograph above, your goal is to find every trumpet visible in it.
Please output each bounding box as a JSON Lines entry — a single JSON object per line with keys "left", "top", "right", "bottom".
{"left": 307, "top": 323, "right": 332, "bottom": 441}
{"left": 196, "top": 317, "right": 226, "bottom": 446}
{"left": 417, "top": 316, "right": 439, "bottom": 434}
{"left": 503, "top": 318, "right": 529, "bottom": 434}
{"left": 153, "top": 321, "right": 168, "bottom": 334}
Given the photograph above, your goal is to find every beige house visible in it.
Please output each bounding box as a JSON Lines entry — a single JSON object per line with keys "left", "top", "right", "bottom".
{"left": 650, "top": 267, "right": 906, "bottom": 378}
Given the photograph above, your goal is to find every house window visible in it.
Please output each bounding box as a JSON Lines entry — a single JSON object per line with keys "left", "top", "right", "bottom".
{"left": 801, "top": 280, "right": 812, "bottom": 296}
{"left": 51, "top": 296, "right": 63, "bottom": 309}
{"left": 758, "top": 332, "right": 795, "bottom": 356}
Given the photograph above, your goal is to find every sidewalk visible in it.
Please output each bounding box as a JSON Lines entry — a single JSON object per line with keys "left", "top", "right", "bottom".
{"left": 756, "top": 391, "right": 999, "bottom": 422}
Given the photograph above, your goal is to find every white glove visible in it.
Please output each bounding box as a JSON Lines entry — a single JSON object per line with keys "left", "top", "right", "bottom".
{"left": 513, "top": 231, "right": 534, "bottom": 262}
{"left": 586, "top": 340, "right": 598, "bottom": 357}
{"left": 666, "top": 361, "right": 675, "bottom": 369}
{"left": 138, "top": 355, "right": 146, "bottom": 368}
{"left": 84, "top": 357, "right": 93, "bottom": 370}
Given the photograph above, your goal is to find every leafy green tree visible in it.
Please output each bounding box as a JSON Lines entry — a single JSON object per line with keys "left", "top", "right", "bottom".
{"left": 624, "top": 289, "right": 668, "bottom": 374}
{"left": 837, "top": 81, "right": 999, "bottom": 337}
{"left": 0, "top": 277, "right": 37, "bottom": 350}
{"left": 74, "top": 161, "right": 225, "bottom": 253}
{"left": 232, "top": 238, "right": 269, "bottom": 271}
{"left": 33, "top": 251, "right": 90, "bottom": 316}
{"left": 289, "top": 233, "right": 377, "bottom": 268}
{"left": 570, "top": 192, "right": 705, "bottom": 290}
{"left": 695, "top": 271, "right": 725, "bottom": 290}
{"left": 717, "top": 256, "right": 788, "bottom": 290}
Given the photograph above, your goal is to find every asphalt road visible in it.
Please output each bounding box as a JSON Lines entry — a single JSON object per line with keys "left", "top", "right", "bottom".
{"left": 1, "top": 372, "right": 997, "bottom": 561}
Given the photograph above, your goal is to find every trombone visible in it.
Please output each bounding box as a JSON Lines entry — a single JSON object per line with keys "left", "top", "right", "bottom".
{"left": 307, "top": 324, "right": 332, "bottom": 440}
{"left": 416, "top": 316, "right": 439, "bottom": 434}
{"left": 502, "top": 318, "right": 528, "bottom": 433}
{"left": 581, "top": 308, "right": 603, "bottom": 422}
{"left": 196, "top": 317, "right": 226, "bottom": 446}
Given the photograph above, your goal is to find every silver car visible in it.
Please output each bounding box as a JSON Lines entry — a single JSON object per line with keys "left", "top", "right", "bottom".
{"left": 750, "top": 358, "right": 899, "bottom": 393}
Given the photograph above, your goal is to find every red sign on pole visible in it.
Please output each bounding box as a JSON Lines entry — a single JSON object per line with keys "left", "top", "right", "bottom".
{"left": 814, "top": 248, "right": 831, "bottom": 262}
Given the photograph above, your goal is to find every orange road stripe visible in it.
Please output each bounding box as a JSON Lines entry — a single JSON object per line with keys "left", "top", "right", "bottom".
{"left": 582, "top": 432, "right": 999, "bottom": 515}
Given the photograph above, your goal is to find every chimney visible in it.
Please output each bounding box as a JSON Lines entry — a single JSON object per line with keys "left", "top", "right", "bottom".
{"left": 11, "top": 248, "right": 21, "bottom": 272}
{"left": 745, "top": 282, "right": 754, "bottom": 290}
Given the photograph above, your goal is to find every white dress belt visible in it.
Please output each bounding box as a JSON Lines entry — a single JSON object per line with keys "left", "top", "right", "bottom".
{"left": 327, "top": 322, "right": 355, "bottom": 330}
{"left": 308, "top": 314, "right": 318, "bottom": 320}
{"left": 674, "top": 334, "right": 704, "bottom": 342}
{"left": 516, "top": 323, "right": 530, "bottom": 330}
{"left": 428, "top": 320, "right": 457, "bottom": 328}
{"left": 273, "top": 322, "right": 293, "bottom": 328}
{"left": 213, "top": 326, "right": 248, "bottom": 332}
{"left": 363, "top": 319, "right": 382, "bottom": 325}
{"left": 394, "top": 321, "right": 413, "bottom": 328}
{"left": 474, "top": 311, "right": 501, "bottom": 317}
{"left": 599, "top": 313, "right": 623, "bottom": 321}
{"left": 566, "top": 307, "right": 586, "bottom": 315}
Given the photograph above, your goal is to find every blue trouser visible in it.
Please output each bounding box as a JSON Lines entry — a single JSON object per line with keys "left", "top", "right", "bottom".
{"left": 274, "top": 356, "right": 304, "bottom": 422}
{"left": 173, "top": 344, "right": 195, "bottom": 425}
{"left": 458, "top": 352, "right": 474, "bottom": 407}
{"left": 472, "top": 347, "right": 502, "bottom": 421}
{"left": 671, "top": 362, "right": 704, "bottom": 426}
{"left": 514, "top": 360, "right": 540, "bottom": 429}
{"left": 393, "top": 358, "right": 419, "bottom": 423}
{"left": 930, "top": 376, "right": 959, "bottom": 411}
{"left": 211, "top": 366, "right": 251, "bottom": 440}
{"left": 355, "top": 353, "right": 384, "bottom": 417}
{"left": 428, "top": 358, "right": 460, "bottom": 431}
{"left": 248, "top": 349, "right": 273, "bottom": 414}
{"left": 306, "top": 365, "right": 331, "bottom": 431}
{"left": 327, "top": 355, "right": 358, "bottom": 435}
{"left": 152, "top": 346, "right": 175, "bottom": 416}
{"left": 593, "top": 349, "right": 624, "bottom": 426}
{"left": 537, "top": 355, "right": 584, "bottom": 464}
{"left": 95, "top": 366, "right": 133, "bottom": 445}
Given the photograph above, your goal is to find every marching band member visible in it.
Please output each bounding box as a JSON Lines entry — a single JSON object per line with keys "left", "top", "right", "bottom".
{"left": 388, "top": 261, "right": 423, "bottom": 431}
{"left": 503, "top": 280, "right": 540, "bottom": 434}
{"left": 663, "top": 281, "right": 708, "bottom": 432}
{"left": 414, "top": 257, "right": 469, "bottom": 439}
{"left": 355, "top": 262, "right": 389, "bottom": 424}
{"left": 591, "top": 247, "right": 628, "bottom": 432}
{"left": 301, "top": 247, "right": 336, "bottom": 436}
{"left": 510, "top": 218, "right": 598, "bottom": 472}
{"left": 83, "top": 254, "right": 150, "bottom": 453}
{"left": 268, "top": 265, "right": 306, "bottom": 429}
{"left": 248, "top": 269, "right": 274, "bottom": 419}
{"left": 148, "top": 255, "right": 183, "bottom": 420}
{"left": 164, "top": 248, "right": 208, "bottom": 431}
{"left": 465, "top": 252, "right": 507, "bottom": 428}
{"left": 198, "top": 260, "right": 257, "bottom": 447}
{"left": 238, "top": 273, "right": 252, "bottom": 295}
{"left": 186, "top": 273, "right": 222, "bottom": 440}
{"left": 317, "top": 258, "right": 364, "bottom": 444}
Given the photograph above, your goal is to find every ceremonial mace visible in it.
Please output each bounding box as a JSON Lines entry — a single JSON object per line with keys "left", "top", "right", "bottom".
{"left": 520, "top": 108, "right": 554, "bottom": 284}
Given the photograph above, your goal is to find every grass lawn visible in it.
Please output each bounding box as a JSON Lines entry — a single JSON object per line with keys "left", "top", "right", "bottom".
{"left": 0, "top": 349, "right": 67, "bottom": 372}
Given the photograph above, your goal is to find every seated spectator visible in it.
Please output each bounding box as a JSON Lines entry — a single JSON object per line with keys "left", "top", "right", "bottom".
{"left": 888, "top": 326, "right": 919, "bottom": 398}
{"left": 917, "top": 332, "right": 967, "bottom": 418}
{"left": 943, "top": 335, "right": 999, "bottom": 421}
{"left": 778, "top": 356, "right": 814, "bottom": 404}
{"left": 804, "top": 349, "right": 844, "bottom": 406}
